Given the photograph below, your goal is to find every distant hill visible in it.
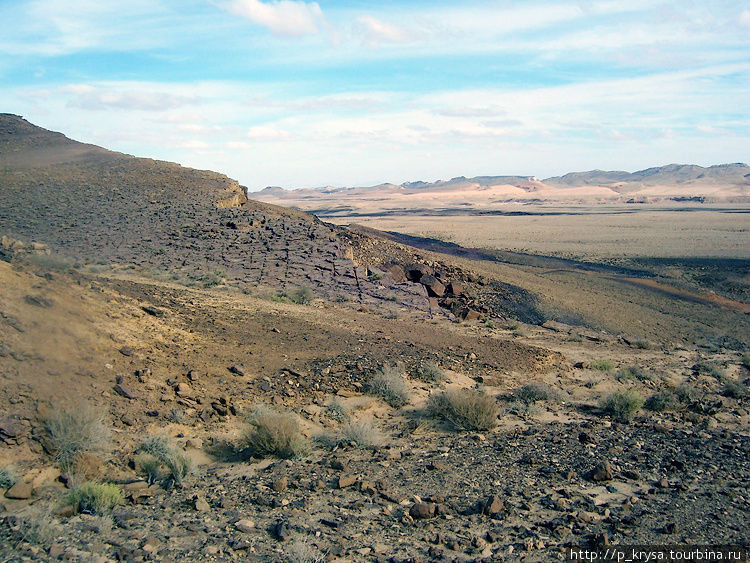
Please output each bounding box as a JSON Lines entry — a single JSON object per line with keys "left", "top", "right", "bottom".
{"left": 249, "top": 163, "right": 750, "bottom": 216}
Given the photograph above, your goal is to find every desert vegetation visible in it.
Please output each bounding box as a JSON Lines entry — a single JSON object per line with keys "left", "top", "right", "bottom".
{"left": 427, "top": 388, "right": 499, "bottom": 431}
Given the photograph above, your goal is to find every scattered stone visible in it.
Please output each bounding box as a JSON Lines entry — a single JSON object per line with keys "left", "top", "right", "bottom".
{"left": 273, "top": 520, "right": 291, "bottom": 541}
{"left": 141, "top": 306, "right": 165, "bottom": 317}
{"left": 235, "top": 519, "right": 256, "bottom": 533}
{"left": 590, "top": 461, "right": 614, "bottom": 482}
{"left": 119, "top": 346, "right": 134, "bottom": 356}
{"left": 114, "top": 383, "right": 136, "bottom": 400}
{"left": 272, "top": 476, "right": 288, "bottom": 492}
{"left": 338, "top": 474, "right": 357, "bottom": 489}
{"left": 228, "top": 365, "right": 246, "bottom": 376}
{"left": 479, "top": 494, "right": 505, "bottom": 517}
{"left": 409, "top": 502, "right": 437, "bottom": 520}
{"left": 662, "top": 522, "right": 679, "bottom": 534}
{"left": 194, "top": 495, "right": 210, "bottom": 512}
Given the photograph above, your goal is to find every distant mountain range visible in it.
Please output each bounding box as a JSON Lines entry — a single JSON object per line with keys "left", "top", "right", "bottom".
{"left": 250, "top": 163, "right": 750, "bottom": 215}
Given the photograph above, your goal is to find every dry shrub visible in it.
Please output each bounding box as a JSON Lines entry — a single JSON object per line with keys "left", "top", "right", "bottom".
{"left": 42, "top": 402, "right": 110, "bottom": 472}
{"left": 337, "top": 420, "right": 383, "bottom": 449}
{"left": 135, "top": 436, "right": 193, "bottom": 485}
{"left": 427, "top": 388, "right": 499, "bottom": 431}
{"left": 244, "top": 407, "right": 310, "bottom": 459}
{"left": 366, "top": 365, "right": 410, "bottom": 408}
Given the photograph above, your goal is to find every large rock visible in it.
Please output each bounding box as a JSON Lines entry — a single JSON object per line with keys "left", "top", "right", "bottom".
{"left": 406, "top": 263, "right": 431, "bottom": 282}
{"left": 387, "top": 264, "right": 406, "bottom": 283}
{"left": 420, "top": 275, "right": 446, "bottom": 297}
{"left": 5, "top": 480, "right": 33, "bottom": 499}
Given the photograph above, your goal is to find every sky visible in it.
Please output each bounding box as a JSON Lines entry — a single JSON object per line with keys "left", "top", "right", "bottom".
{"left": 1, "top": 0, "right": 749, "bottom": 189}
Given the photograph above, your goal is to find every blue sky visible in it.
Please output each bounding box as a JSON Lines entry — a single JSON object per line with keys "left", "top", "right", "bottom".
{"left": 1, "top": 0, "right": 749, "bottom": 188}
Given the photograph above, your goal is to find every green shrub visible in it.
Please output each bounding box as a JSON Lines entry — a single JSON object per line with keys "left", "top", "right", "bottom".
{"left": 591, "top": 359, "right": 615, "bottom": 371}
{"left": 615, "top": 365, "right": 650, "bottom": 382}
{"left": 427, "top": 388, "right": 499, "bottom": 431}
{"left": 366, "top": 365, "right": 410, "bottom": 408}
{"left": 0, "top": 467, "right": 17, "bottom": 489}
{"left": 244, "top": 407, "right": 310, "bottom": 459}
{"left": 290, "top": 287, "right": 314, "bottom": 305}
{"left": 63, "top": 482, "right": 123, "bottom": 515}
{"left": 644, "top": 391, "right": 680, "bottom": 412}
{"left": 601, "top": 390, "right": 644, "bottom": 423}
{"left": 514, "top": 382, "right": 559, "bottom": 404}
{"left": 43, "top": 402, "right": 110, "bottom": 472}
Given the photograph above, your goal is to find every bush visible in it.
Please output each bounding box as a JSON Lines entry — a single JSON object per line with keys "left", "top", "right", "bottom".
{"left": 644, "top": 391, "right": 680, "bottom": 412}
{"left": 427, "top": 388, "right": 499, "bottom": 431}
{"left": 63, "top": 482, "right": 123, "bottom": 515}
{"left": 675, "top": 383, "right": 700, "bottom": 403}
{"left": 601, "top": 390, "right": 644, "bottom": 423}
{"left": 135, "top": 453, "right": 161, "bottom": 485}
{"left": 366, "top": 366, "right": 410, "bottom": 408}
{"left": 591, "top": 359, "right": 615, "bottom": 372}
{"left": 0, "top": 467, "right": 17, "bottom": 489}
{"left": 135, "top": 436, "right": 193, "bottom": 485}
{"left": 615, "top": 366, "right": 650, "bottom": 382}
{"left": 742, "top": 354, "right": 750, "bottom": 369}
{"left": 722, "top": 379, "right": 747, "bottom": 399}
{"left": 336, "top": 420, "right": 383, "bottom": 449}
{"left": 325, "top": 397, "right": 350, "bottom": 422}
{"left": 413, "top": 361, "right": 447, "bottom": 383}
{"left": 693, "top": 361, "right": 725, "bottom": 379}
{"left": 244, "top": 407, "right": 310, "bottom": 459}
{"left": 43, "top": 402, "right": 110, "bottom": 472}
{"left": 514, "top": 382, "right": 558, "bottom": 404}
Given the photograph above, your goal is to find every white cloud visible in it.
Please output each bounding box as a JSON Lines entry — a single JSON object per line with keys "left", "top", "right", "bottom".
{"left": 246, "top": 125, "right": 293, "bottom": 140}
{"left": 354, "top": 16, "right": 415, "bottom": 46}
{"left": 740, "top": 10, "right": 750, "bottom": 27}
{"left": 223, "top": 0, "right": 324, "bottom": 36}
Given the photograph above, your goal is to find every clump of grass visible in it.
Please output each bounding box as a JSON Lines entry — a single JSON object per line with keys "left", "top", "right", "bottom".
{"left": 675, "top": 383, "right": 701, "bottom": 403}
{"left": 166, "top": 408, "right": 187, "bottom": 424}
{"left": 290, "top": 287, "right": 314, "bottom": 304}
{"left": 632, "top": 340, "right": 653, "bottom": 350}
{"left": 693, "top": 360, "right": 725, "bottom": 379}
{"left": 742, "top": 354, "right": 750, "bottom": 369}
{"left": 615, "top": 365, "right": 651, "bottom": 382}
{"left": 721, "top": 378, "right": 747, "bottom": 399}
{"left": 286, "top": 532, "right": 326, "bottom": 563}
{"left": 514, "top": 382, "right": 559, "bottom": 404}
{"left": 591, "top": 359, "right": 615, "bottom": 372}
{"left": 26, "top": 252, "right": 75, "bottom": 272}
{"left": 601, "top": 389, "right": 644, "bottom": 423}
{"left": 63, "top": 482, "right": 123, "bottom": 515}
{"left": 135, "top": 436, "right": 193, "bottom": 486}
{"left": 14, "top": 505, "right": 57, "bottom": 547}
{"left": 336, "top": 420, "right": 383, "bottom": 449}
{"left": 325, "top": 397, "right": 350, "bottom": 422}
{"left": 644, "top": 391, "right": 680, "bottom": 412}
{"left": 42, "top": 402, "right": 110, "bottom": 472}
{"left": 366, "top": 365, "right": 410, "bottom": 408}
{"left": 243, "top": 407, "right": 310, "bottom": 459}
{"left": 413, "top": 361, "right": 447, "bottom": 383}
{"left": 427, "top": 388, "right": 499, "bottom": 431}
{"left": 0, "top": 467, "right": 17, "bottom": 489}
